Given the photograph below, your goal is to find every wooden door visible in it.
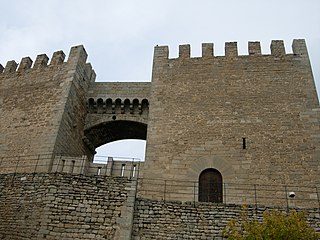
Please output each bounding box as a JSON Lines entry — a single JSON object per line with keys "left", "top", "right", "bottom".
{"left": 199, "top": 168, "right": 222, "bottom": 203}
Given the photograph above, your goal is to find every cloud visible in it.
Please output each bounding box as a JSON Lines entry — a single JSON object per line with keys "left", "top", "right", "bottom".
{"left": 1, "top": 0, "right": 320, "bottom": 158}
{"left": 1, "top": 0, "right": 319, "bottom": 81}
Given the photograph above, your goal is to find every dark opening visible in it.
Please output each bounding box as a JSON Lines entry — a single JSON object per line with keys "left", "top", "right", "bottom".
{"left": 199, "top": 168, "right": 223, "bottom": 203}
{"left": 84, "top": 120, "right": 147, "bottom": 149}
{"left": 242, "top": 137, "right": 246, "bottom": 149}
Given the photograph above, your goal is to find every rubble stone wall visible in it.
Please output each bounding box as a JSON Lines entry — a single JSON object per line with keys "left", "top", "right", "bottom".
{"left": 0, "top": 173, "right": 136, "bottom": 240}
{"left": 132, "top": 198, "right": 320, "bottom": 240}
{"left": 0, "top": 173, "right": 319, "bottom": 239}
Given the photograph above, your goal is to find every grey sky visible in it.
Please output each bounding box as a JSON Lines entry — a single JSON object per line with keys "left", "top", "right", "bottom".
{"left": 1, "top": 0, "right": 319, "bottom": 160}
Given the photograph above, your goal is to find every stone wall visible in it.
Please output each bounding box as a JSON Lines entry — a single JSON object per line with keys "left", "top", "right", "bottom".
{"left": 0, "top": 172, "right": 319, "bottom": 239}
{"left": 52, "top": 46, "right": 96, "bottom": 157}
{"left": 87, "top": 82, "right": 150, "bottom": 100}
{"left": 142, "top": 39, "right": 320, "bottom": 203}
{"left": 0, "top": 173, "right": 136, "bottom": 240}
{"left": 0, "top": 46, "right": 96, "bottom": 172}
{"left": 132, "top": 198, "right": 320, "bottom": 240}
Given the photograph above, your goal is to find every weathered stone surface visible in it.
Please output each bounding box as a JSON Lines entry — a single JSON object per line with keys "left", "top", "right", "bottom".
{"left": 0, "top": 173, "right": 318, "bottom": 239}
{"left": 0, "top": 40, "right": 320, "bottom": 238}
{"left": 141, "top": 39, "right": 320, "bottom": 204}
{"left": 0, "top": 173, "right": 136, "bottom": 240}
{"left": 0, "top": 45, "right": 95, "bottom": 161}
{"left": 132, "top": 198, "right": 320, "bottom": 239}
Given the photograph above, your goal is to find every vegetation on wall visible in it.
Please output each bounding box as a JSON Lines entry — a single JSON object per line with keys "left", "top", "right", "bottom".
{"left": 223, "top": 210, "right": 319, "bottom": 240}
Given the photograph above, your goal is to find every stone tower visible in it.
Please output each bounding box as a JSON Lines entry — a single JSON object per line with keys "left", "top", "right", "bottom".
{"left": 0, "top": 46, "right": 96, "bottom": 172}
{"left": 140, "top": 39, "right": 320, "bottom": 204}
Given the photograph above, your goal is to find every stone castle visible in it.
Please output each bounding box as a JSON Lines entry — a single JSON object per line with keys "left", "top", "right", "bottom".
{"left": 0, "top": 39, "right": 319, "bottom": 239}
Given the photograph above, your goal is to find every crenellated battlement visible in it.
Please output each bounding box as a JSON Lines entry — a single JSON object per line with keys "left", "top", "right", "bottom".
{"left": 3, "top": 60, "right": 18, "bottom": 73}
{"left": 154, "top": 39, "right": 309, "bottom": 60}
{"left": 0, "top": 45, "right": 92, "bottom": 76}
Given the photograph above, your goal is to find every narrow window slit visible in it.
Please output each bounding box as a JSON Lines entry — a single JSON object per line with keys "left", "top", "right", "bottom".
{"left": 242, "top": 137, "right": 246, "bottom": 149}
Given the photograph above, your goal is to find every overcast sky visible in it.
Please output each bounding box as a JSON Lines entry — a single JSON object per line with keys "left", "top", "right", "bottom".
{"left": 1, "top": 0, "right": 319, "bottom": 161}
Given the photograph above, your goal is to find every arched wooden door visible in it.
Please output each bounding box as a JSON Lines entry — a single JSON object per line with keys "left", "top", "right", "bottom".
{"left": 198, "top": 168, "right": 223, "bottom": 203}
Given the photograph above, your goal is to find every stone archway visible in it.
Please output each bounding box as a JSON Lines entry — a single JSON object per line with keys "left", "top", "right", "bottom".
{"left": 84, "top": 120, "right": 147, "bottom": 150}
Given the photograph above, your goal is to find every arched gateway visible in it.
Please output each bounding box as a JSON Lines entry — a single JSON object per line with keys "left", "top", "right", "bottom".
{"left": 84, "top": 120, "right": 147, "bottom": 149}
